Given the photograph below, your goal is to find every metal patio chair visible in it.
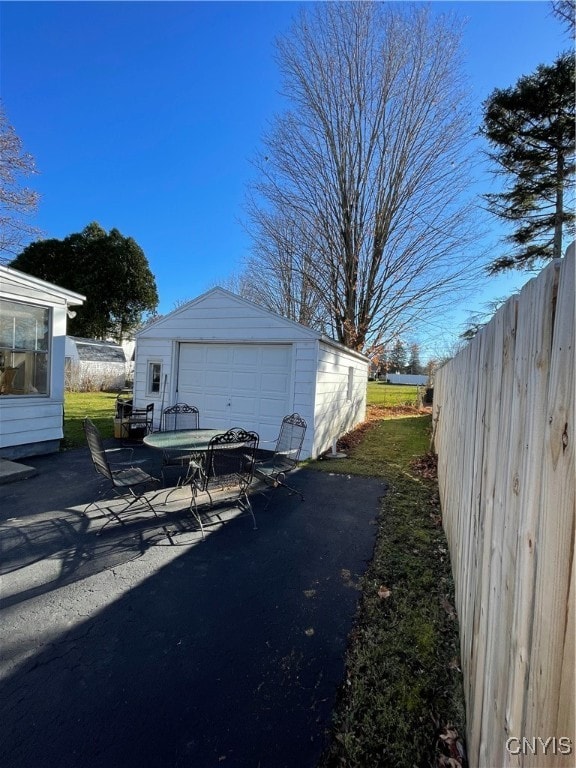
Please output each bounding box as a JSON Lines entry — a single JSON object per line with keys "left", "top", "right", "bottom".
{"left": 122, "top": 403, "right": 154, "bottom": 441}
{"left": 252, "top": 413, "right": 307, "bottom": 508}
{"left": 189, "top": 428, "right": 259, "bottom": 540}
{"left": 160, "top": 403, "right": 201, "bottom": 492}
{"left": 161, "top": 403, "right": 200, "bottom": 432}
{"left": 83, "top": 417, "right": 161, "bottom": 533}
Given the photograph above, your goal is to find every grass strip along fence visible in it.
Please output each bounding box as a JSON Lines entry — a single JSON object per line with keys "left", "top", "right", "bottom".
{"left": 313, "top": 410, "right": 466, "bottom": 768}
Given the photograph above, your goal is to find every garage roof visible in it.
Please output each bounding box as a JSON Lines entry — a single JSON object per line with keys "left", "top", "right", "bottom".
{"left": 138, "top": 287, "right": 368, "bottom": 362}
{"left": 69, "top": 337, "right": 126, "bottom": 363}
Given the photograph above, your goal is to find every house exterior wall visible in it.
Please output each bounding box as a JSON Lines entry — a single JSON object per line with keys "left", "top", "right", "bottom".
{"left": 312, "top": 341, "right": 368, "bottom": 457}
{"left": 138, "top": 291, "right": 319, "bottom": 343}
{"left": 64, "top": 336, "right": 80, "bottom": 362}
{"left": 132, "top": 337, "right": 175, "bottom": 429}
{"left": 287, "top": 341, "right": 317, "bottom": 458}
{"left": 0, "top": 267, "right": 84, "bottom": 458}
{"left": 1, "top": 306, "right": 67, "bottom": 457}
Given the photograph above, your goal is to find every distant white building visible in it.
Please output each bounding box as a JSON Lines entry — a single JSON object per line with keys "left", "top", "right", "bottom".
{"left": 65, "top": 336, "right": 127, "bottom": 391}
{"left": 387, "top": 373, "right": 428, "bottom": 386}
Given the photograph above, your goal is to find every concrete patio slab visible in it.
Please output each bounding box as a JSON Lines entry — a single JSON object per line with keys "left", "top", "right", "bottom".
{"left": 0, "top": 457, "right": 37, "bottom": 484}
{"left": 0, "top": 444, "right": 386, "bottom": 768}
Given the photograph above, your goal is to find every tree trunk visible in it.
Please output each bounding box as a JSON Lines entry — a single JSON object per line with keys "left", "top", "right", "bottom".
{"left": 554, "top": 151, "right": 564, "bottom": 260}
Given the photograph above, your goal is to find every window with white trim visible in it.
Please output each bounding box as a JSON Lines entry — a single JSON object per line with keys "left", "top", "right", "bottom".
{"left": 347, "top": 366, "right": 354, "bottom": 401}
{"left": 0, "top": 299, "right": 50, "bottom": 396}
{"left": 147, "top": 361, "right": 162, "bottom": 394}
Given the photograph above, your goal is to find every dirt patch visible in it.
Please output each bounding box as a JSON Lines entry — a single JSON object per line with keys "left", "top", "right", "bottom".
{"left": 336, "top": 420, "right": 376, "bottom": 452}
{"left": 410, "top": 451, "right": 438, "bottom": 481}
{"left": 368, "top": 403, "right": 432, "bottom": 419}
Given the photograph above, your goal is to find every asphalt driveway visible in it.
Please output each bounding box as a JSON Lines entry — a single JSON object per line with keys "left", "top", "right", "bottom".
{"left": 0, "top": 444, "right": 386, "bottom": 768}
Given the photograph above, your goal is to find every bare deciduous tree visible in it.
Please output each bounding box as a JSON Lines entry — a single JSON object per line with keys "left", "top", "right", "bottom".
{"left": 242, "top": 2, "right": 483, "bottom": 352}
{"left": 0, "top": 105, "right": 40, "bottom": 261}
{"left": 240, "top": 206, "right": 330, "bottom": 331}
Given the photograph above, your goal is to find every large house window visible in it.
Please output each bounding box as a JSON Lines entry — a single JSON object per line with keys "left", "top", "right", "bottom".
{"left": 0, "top": 299, "right": 50, "bottom": 396}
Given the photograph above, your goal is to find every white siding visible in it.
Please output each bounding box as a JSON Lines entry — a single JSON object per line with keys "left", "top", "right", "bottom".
{"left": 292, "top": 342, "right": 317, "bottom": 459}
{"left": 132, "top": 338, "right": 174, "bottom": 429}
{"left": 140, "top": 289, "right": 319, "bottom": 343}
{"left": 0, "top": 400, "right": 66, "bottom": 447}
{"left": 65, "top": 336, "right": 80, "bottom": 362}
{"left": 312, "top": 341, "right": 367, "bottom": 457}
{"left": 135, "top": 288, "right": 368, "bottom": 460}
{"left": 0, "top": 267, "right": 83, "bottom": 457}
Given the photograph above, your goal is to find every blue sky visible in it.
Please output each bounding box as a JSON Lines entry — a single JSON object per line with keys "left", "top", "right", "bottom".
{"left": 0, "top": 1, "right": 570, "bottom": 358}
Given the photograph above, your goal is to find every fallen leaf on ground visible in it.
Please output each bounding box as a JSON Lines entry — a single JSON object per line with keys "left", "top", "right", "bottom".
{"left": 410, "top": 451, "right": 438, "bottom": 479}
{"left": 440, "top": 596, "right": 456, "bottom": 618}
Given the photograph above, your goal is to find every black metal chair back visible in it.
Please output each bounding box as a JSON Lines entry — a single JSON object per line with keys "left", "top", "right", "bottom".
{"left": 162, "top": 403, "right": 200, "bottom": 432}
{"left": 271, "top": 413, "right": 307, "bottom": 471}
{"left": 188, "top": 428, "right": 259, "bottom": 539}
{"left": 252, "top": 413, "right": 307, "bottom": 509}
{"left": 124, "top": 403, "right": 154, "bottom": 439}
{"left": 83, "top": 417, "right": 160, "bottom": 532}
{"left": 201, "top": 428, "right": 259, "bottom": 492}
{"left": 84, "top": 417, "right": 114, "bottom": 481}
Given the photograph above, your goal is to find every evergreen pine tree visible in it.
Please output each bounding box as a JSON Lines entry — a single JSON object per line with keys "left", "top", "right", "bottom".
{"left": 389, "top": 339, "right": 407, "bottom": 373}
{"left": 407, "top": 343, "right": 423, "bottom": 375}
{"left": 480, "top": 52, "right": 575, "bottom": 272}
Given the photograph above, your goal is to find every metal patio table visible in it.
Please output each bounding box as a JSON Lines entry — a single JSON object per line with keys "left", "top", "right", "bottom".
{"left": 143, "top": 428, "right": 224, "bottom": 455}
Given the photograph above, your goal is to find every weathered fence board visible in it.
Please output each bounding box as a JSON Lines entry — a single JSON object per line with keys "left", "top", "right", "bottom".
{"left": 433, "top": 244, "right": 575, "bottom": 767}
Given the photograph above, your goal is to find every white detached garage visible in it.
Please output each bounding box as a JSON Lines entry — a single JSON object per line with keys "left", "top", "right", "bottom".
{"left": 134, "top": 288, "right": 368, "bottom": 459}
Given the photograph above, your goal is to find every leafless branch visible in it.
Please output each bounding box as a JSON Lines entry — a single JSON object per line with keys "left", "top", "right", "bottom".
{"left": 0, "top": 104, "right": 42, "bottom": 259}
{"left": 241, "top": 3, "right": 486, "bottom": 351}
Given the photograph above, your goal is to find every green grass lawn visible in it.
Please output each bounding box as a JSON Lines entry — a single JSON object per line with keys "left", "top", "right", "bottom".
{"left": 366, "top": 381, "right": 421, "bottom": 407}
{"left": 62, "top": 391, "right": 118, "bottom": 448}
{"left": 63, "top": 384, "right": 420, "bottom": 448}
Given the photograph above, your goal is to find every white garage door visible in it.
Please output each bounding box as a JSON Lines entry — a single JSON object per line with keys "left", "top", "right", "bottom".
{"left": 176, "top": 343, "right": 293, "bottom": 443}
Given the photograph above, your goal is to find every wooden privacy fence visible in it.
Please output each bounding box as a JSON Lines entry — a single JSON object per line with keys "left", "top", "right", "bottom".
{"left": 433, "top": 245, "right": 574, "bottom": 768}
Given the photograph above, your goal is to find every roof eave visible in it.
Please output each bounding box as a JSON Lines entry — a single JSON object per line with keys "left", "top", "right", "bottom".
{"left": 0, "top": 264, "right": 85, "bottom": 305}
